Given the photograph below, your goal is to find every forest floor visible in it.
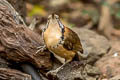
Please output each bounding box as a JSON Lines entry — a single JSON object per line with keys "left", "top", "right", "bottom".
{"left": 0, "top": 0, "right": 120, "bottom": 80}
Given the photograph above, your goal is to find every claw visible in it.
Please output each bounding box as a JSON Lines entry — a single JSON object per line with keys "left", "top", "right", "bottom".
{"left": 36, "top": 45, "right": 46, "bottom": 53}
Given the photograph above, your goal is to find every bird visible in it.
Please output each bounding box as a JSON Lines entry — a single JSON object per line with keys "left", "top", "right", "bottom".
{"left": 43, "top": 14, "right": 86, "bottom": 66}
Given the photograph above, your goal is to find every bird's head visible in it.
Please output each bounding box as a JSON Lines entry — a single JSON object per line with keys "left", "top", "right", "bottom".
{"left": 45, "top": 14, "right": 65, "bottom": 34}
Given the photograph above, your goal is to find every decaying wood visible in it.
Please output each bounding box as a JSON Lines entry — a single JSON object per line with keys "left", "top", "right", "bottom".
{"left": 0, "top": 0, "right": 26, "bottom": 26}
{"left": 7, "top": 0, "right": 26, "bottom": 21}
{"left": 0, "top": 56, "right": 10, "bottom": 68}
{"left": 0, "top": 68, "right": 32, "bottom": 80}
{"left": 0, "top": 0, "right": 52, "bottom": 69}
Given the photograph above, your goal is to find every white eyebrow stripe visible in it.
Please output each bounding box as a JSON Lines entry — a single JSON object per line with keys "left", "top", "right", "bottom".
{"left": 57, "top": 19, "right": 64, "bottom": 29}
{"left": 58, "top": 20, "right": 65, "bottom": 35}
{"left": 59, "top": 21, "right": 64, "bottom": 29}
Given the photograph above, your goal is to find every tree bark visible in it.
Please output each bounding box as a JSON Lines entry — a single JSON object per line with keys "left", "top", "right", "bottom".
{"left": 0, "top": 68, "right": 32, "bottom": 80}
{"left": 0, "top": 0, "right": 52, "bottom": 70}
{"left": 7, "top": 0, "right": 26, "bottom": 21}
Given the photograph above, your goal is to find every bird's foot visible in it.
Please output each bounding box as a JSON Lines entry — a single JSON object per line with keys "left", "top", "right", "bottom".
{"left": 36, "top": 45, "right": 47, "bottom": 53}
{"left": 46, "top": 64, "right": 64, "bottom": 76}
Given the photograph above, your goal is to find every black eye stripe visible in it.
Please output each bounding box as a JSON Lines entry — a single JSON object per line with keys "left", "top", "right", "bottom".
{"left": 56, "top": 19, "right": 64, "bottom": 29}
{"left": 56, "top": 19, "right": 65, "bottom": 41}
{"left": 58, "top": 20, "right": 64, "bottom": 29}
{"left": 58, "top": 20, "right": 64, "bottom": 33}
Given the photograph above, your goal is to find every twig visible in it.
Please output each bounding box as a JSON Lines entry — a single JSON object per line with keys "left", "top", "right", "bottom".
{"left": 29, "top": 18, "right": 38, "bottom": 30}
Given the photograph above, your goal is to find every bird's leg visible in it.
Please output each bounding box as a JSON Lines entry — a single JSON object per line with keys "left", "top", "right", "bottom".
{"left": 47, "top": 63, "right": 67, "bottom": 75}
{"left": 36, "top": 45, "right": 47, "bottom": 53}
{"left": 54, "top": 63, "right": 66, "bottom": 72}
{"left": 53, "top": 59, "right": 71, "bottom": 73}
{"left": 46, "top": 59, "right": 72, "bottom": 76}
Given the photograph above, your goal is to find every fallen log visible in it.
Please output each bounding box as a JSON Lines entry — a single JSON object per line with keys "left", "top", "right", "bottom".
{"left": 0, "top": 68, "right": 32, "bottom": 80}
{"left": 0, "top": 0, "right": 52, "bottom": 70}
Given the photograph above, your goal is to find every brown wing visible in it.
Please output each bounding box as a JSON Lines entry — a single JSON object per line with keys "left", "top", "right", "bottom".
{"left": 63, "top": 27, "right": 83, "bottom": 53}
